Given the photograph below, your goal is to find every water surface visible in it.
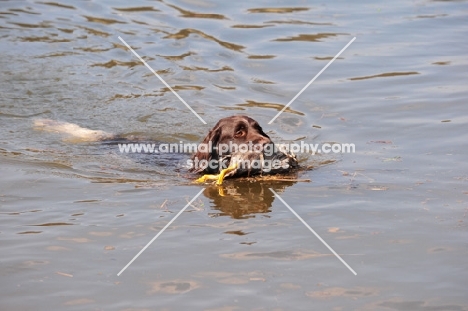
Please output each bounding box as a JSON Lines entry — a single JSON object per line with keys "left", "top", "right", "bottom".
{"left": 1, "top": 0, "right": 467, "bottom": 310}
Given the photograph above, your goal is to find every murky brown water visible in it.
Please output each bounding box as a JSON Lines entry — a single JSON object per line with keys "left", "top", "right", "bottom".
{"left": 1, "top": 0, "right": 468, "bottom": 310}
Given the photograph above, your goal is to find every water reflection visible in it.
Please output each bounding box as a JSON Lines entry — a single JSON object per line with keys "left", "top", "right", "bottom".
{"left": 237, "top": 100, "right": 305, "bottom": 115}
{"left": 266, "top": 20, "right": 333, "bottom": 26}
{"left": 38, "top": 2, "right": 75, "bottom": 10}
{"left": 82, "top": 15, "right": 126, "bottom": 25}
{"left": 203, "top": 179, "right": 297, "bottom": 219}
{"left": 274, "top": 32, "right": 348, "bottom": 42}
{"left": 247, "top": 7, "right": 309, "bottom": 14}
{"left": 164, "top": 3, "right": 227, "bottom": 20}
{"left": 349, "top": 71, "right": 420, "bottom": 81}
{"left": 164, "top": 28, "right": 245, "bottom": 52}
{"left": 113, "top": 7, "right": 160, "bottom": 13}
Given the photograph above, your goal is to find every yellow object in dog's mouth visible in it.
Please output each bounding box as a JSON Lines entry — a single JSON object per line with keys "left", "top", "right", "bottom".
{"left": 195, "top": 151, "right": 297, "bottom": 185}
{"left": 195, "top": 159, "right": 239, "bottom": 185}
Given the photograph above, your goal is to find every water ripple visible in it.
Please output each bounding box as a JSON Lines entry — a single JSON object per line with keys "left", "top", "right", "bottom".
{"left": 349, "top": 71, "right": 420, "bottom": 81}
{"left": 164, "top": 28, "right": 245, "bottom": 52}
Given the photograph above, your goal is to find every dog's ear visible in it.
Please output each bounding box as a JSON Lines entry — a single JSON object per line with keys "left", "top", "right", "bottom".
{"left": 248, "top": 117, "right": 271, "bottom": 139}
{"left": 190, "top": 126, "right": 221, "bottom": 173}
{"left": 256, "top": 124, "right": 270, "bottom": 139}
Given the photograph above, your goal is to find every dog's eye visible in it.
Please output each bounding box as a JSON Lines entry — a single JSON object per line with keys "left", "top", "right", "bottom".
{"left": 234, "top": 125, "right": 246, "bottom": 138}
{"left": 234, "top": 123, "right": 247, "bottom": 138}
{"left": 234, "top": 129, "right": 245, "bottom": 138}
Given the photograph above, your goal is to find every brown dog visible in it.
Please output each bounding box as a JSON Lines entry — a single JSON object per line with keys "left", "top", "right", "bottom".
{"left": 191, "top": 115, "right": 298, "bottom": 184}
{"left": 33, "top": 116, "right": 298, "bottom": 184}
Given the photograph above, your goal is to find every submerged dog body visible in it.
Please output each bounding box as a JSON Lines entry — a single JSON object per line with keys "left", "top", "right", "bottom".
{"left": 190, "top": 115, "right": 298, "bottom": 184}
{"left": 34, "top": 115, "right": 298, "bottom": 184}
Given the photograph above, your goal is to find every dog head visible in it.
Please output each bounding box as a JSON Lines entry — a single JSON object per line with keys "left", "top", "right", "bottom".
{"left": 190, "top": 115, "right": 272, "bottom": 173}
